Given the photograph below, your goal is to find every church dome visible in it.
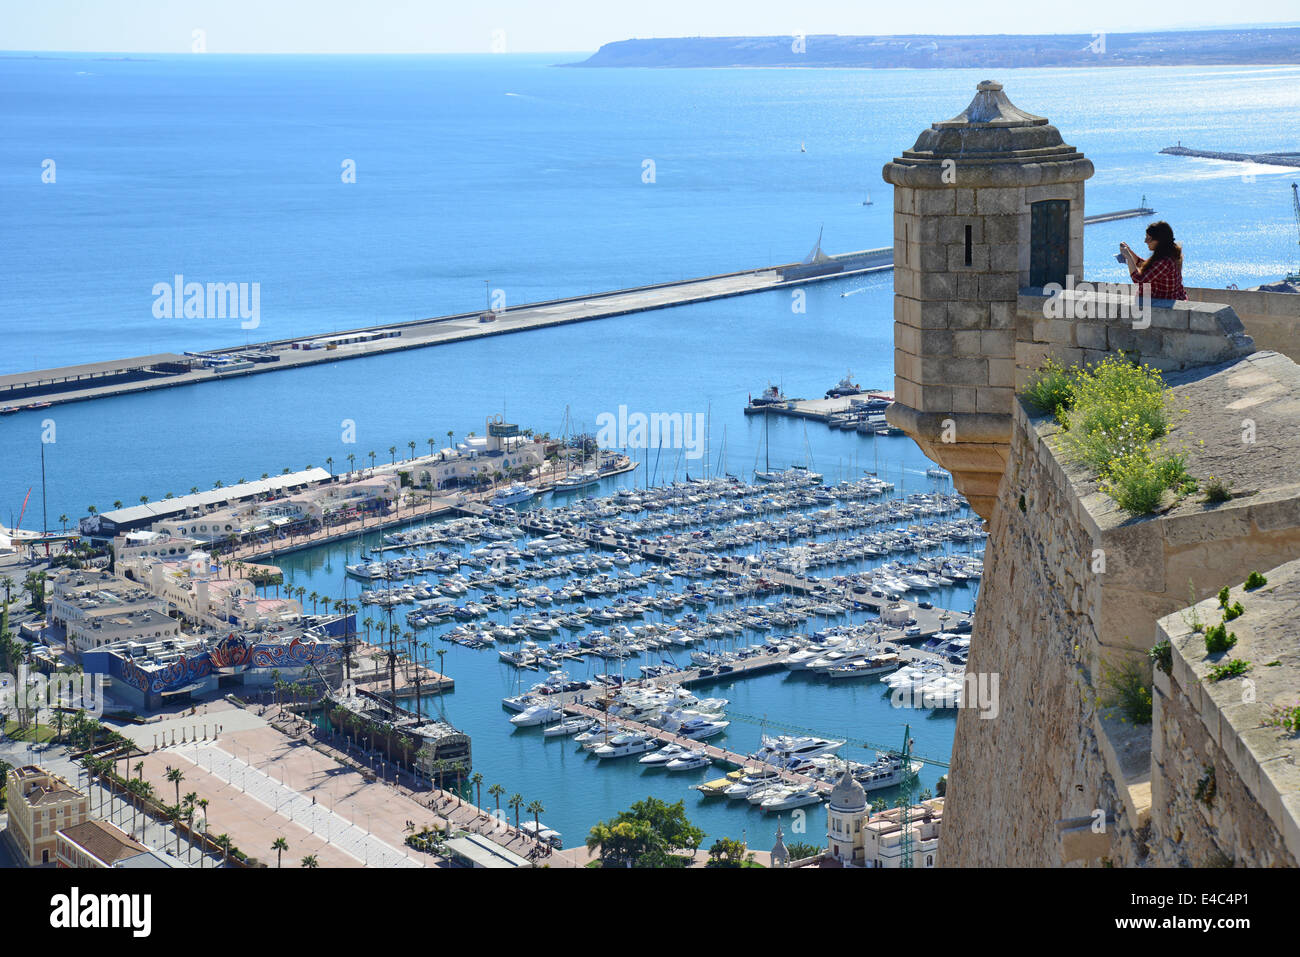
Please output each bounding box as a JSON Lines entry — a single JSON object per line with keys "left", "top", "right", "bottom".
{"left": 827, "top": 766, "right": 867, "bottom": 813}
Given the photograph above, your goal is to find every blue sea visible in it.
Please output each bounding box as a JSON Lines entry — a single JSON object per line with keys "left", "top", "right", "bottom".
{"left": 3, "top": 53, "right": 1298, "bottom": 850}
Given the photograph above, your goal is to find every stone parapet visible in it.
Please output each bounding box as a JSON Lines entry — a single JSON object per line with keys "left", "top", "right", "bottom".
{"left": 941, "top": 353, "right": 1300, "bottom": 866}
{"left": 1185, "top": 286, "right": 1300, "bottom": 363}
{"left": 1148, "top": 562, "right": 1300, "bottom": 867}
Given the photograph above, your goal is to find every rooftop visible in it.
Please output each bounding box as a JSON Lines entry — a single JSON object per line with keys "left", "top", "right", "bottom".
{"left": 91, "top": 467, "right": 331, "bottom": 526}
{"left": 58, "top": 820, "right": 150, "bottom": 866}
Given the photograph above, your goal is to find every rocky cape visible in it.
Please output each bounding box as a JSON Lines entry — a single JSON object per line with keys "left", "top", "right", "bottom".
{"left": 566, "top": 27, "right": 1300, "bottom": 69}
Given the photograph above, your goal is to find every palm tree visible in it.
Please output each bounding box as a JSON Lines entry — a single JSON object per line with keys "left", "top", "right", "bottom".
{"left": 190, "top": 486, "right": 199, "bottom": 494}
{"left": 508, "top": 793, "right": 524, "bottom": 830}
{"left": 213, "top": 479, "right": 223, "bottom": 489}
{"left": 471, "top": 772, "right": 483, "bottom": 809}
{"left": 527, "top": 800, "right": 545, "bottom": 839}
{"left": 214, "top": 833, "right": 233, "bottom": 866}
{"left": 368, "top": 451, "right": 376, "bottom": 473}
{"left": 133, "top": 760, "right": 143, "bottom": 781}
{"left": 427, "top": 438, "right": 435, "bottom": 458}
{"left": 86, "top": 505, "right": 97, "bottom": 516}
{"left": 58, "top": 514, "right": 68, "bottom": 533}
{"left": 388, "top": 445, "right": 397, "bottom": 465}
{"left": 272, "top": 836, "right": 289, "bottom": 867}
{"left": 113, "top": 500, "right": 123, "bottom": 509}
{"left": 325, "top": 456, "right": 334, "bottom": 476}
{"left": 166, "top": 766, "right": 184, "bottom": 807}
{"left": 301, "top": 854, "right": 319, "bottom": 868}
{"left": 488, "top": 783, "right": 505, "bottom": 813}
{"left": 407, "top": 441, "right": 416, "bottom": 463}
{"left": 347, "top": 453, "right": 356, "bottom": 477}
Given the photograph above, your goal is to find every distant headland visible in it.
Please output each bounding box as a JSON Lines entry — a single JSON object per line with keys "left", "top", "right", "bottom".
{"left": 565, "top": 26, "right": 1300, "bottom": 68}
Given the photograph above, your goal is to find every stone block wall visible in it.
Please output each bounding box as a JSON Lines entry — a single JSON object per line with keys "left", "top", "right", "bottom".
{"left": 1185, "top": 286, "right": 1300, "bottom": 363}
{"left": 941, "top": 356, "right": 1300, "bottom": 865}
{"left": 1148, "top": 565, "right": 1300, "bottom": 867}
{"left": 937, "top": 397, "right": 1134, "bottom": 866}
{"left": 1014, "top": 289, "right": 1255, "bottom": 389}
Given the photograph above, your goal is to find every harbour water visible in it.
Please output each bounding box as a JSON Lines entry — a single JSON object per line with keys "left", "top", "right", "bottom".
{"left": 279, "top": 477, "right": 977, "bottom": 848}
{"left": 4, "top": 54, "right": 1299, "bottom": 851}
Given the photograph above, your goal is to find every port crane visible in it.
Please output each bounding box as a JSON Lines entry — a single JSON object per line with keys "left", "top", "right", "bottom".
{"left": 1287, "top": 182, "right": 1300, "bottom": 283}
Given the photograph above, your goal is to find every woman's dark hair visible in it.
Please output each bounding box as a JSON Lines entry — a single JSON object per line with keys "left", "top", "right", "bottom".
{"left": 1142, "top": 220, "right": 1182, "bottom": 268}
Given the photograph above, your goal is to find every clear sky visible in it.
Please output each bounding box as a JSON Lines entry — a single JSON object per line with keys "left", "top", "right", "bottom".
{"left": 1, "top": 0, "right": 1296, "bottom": 54}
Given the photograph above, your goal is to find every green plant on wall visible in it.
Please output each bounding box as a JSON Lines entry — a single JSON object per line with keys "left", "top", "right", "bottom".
{"left": 1204, "top": 622, "right": 1237, "bottom": 655}
{"left": 1021, "top": 354, "right": 1197, "bottom": 516}
{"left": 1099, "top": 653, "right": 1153, "bottom": 724}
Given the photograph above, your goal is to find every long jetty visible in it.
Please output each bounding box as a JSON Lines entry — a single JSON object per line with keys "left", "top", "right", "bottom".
{"left": 1, "top": 208, "right": 1158, "bottom": 411}
{"left": 1160, "top": 145, "right": 1300, "bottom": 168}
{"left": 0, "top": 249, "right": 890, "bottom": 410}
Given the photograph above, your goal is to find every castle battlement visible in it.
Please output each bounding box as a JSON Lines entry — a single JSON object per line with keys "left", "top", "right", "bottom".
{"left": 882, "top": 80, "right": 1300, "bottom": 867}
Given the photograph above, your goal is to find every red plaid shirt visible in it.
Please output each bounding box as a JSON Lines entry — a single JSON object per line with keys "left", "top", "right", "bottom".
{"left": 1130, "top": 255, "right": 1186, "bottom": 301}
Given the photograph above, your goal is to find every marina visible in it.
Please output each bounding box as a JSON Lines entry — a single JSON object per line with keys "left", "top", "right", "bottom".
{"left": 265, "top": 468, "right": 978, "bottom": 846}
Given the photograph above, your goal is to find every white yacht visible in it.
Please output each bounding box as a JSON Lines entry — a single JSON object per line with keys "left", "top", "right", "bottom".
{"left": 509, "top": 703, "right": 563, "bottom": 727}
{"left": 542, "top": 716, "right": 594, "bottom": 737}
{"left": 553, "top": 471, "right": 600, "bottom": 492}
{"left": 593, "top": 733, "right": 659, "bottom": 759}
{"left": 825, "top": 652, "right": 902, "bottom": 680}
{"left": 751, "top": 734, "right": 845, "bottom": 765}
{"left": 665, "top": 750, "right": 712, "bottom": 771}
{"left": 638, "top": 743, "right": 692, "bottom": 766}
{"left": 854, "top": 753, "right": 925, "bottom": 792}
{"left": 490, "top": 483, "right": 535, "bottom": 507}
{"left": 673, "top": 715, "right": 730, "bottom": 740}
{"left": 760, "top": 784, "right": 824, "bottom": 812}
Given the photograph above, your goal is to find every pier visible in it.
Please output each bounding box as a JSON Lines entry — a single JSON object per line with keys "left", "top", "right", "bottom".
{"left": 0, "top": 250, "right": 891, "bottom": 410}
{"left": 1081, "top": 206, "right": 1156, "bottom": 224}
{"left": 1160, "top": 145, "right": 1300, "bottom": 168}
{"left": 2, "top": 208, "right": 1156, "bottom": 411}
{"left": 559, "top": 701, "right": 832, "bottom": 791}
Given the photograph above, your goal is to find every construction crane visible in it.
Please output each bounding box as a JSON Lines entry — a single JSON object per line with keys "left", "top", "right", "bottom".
{"left": 726, "top": 711, "right": 943, "bottom": 867}
{"left": 1287, "top": 182, "right": 1300, "bottom": 283}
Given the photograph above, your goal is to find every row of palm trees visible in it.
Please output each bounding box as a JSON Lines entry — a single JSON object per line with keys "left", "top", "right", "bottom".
{"left": 80, "top": 753, "right": 239, "bottom": 866}
{"left": 469, "top": 772, "right": 546, "bottom": 842}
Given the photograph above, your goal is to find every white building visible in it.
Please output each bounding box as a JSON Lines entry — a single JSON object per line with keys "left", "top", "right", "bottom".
{"left": 47, "top": 570, "right": 176, "bottom": 657}
{"left": 826, "top": 767, "right": 870, "bottom": 865}
{"left": 825, "top": 766, "right": 944, "bottom": 868}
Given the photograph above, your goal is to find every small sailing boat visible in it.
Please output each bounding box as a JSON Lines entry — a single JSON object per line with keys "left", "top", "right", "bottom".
{"left": 800, "top": 141, "right": 806, "bottom": 153}
{"left": 862, "top": 191, "right": 873, "bottom": 206}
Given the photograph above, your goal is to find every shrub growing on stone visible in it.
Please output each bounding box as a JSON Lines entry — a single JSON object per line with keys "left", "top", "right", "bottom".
{"left": 1244, "top": 571, "right": 1268, "bottom": 590}
{"left": 1022, "top": 358, "right": 1076, "bottom": 419}
{"left": 1203, "top": 622, "right": 1238, "bottom": 655}
{"left": 1148, "top": 639, "right": 1172, "bottom": 676}
{"left": 1202, "top": 476, "right": 1232, "bottom": 503}
{"left": 1099, "top": 655, "right": 1153, "bottom": 724}
{"left": 1207, "top": 659, "right": 1250, "bottom": 682}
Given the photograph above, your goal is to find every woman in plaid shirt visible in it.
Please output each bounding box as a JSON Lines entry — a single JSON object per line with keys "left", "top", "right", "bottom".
{"left": 1120, "top": 220, "right": 1187, "bottom": 301}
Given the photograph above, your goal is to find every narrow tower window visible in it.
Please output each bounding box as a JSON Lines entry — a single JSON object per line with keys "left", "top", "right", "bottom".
{"left": 964, "top": 224, "right": 973, "bottom": 266}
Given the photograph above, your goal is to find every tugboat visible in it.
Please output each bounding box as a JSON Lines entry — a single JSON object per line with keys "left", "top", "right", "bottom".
{"left": 825, "top": 372, "right": 865, "bottom": 399}
{"left": 747, "top": 384, "right": 787, "bottom": 409}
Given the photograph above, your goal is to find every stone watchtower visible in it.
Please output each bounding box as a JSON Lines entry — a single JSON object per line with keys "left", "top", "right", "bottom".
{"left": 882, "top": 81, "right": 1093, "bottom": 519}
